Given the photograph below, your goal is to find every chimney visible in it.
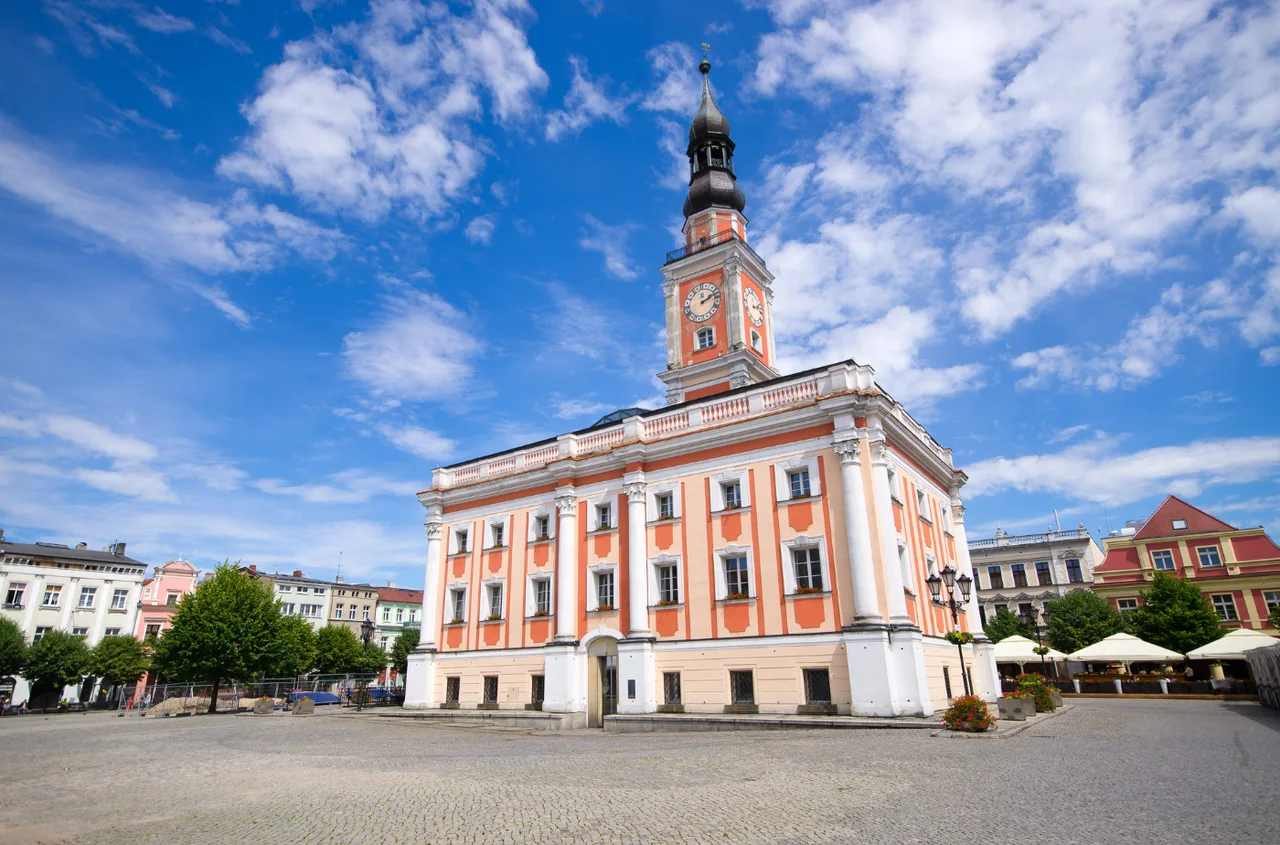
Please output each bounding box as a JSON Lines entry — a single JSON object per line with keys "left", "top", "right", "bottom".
{"left": 387, "top": 581, "right": 396, "bottom": 588}
{"left": 249, "top": 564, "right": 257, "bottom": 572}
{"left": 0, "top": 528, "right": 5, "bottom": 542}
{"left": 293, "top": 569, "right": 303, "bottom": 577}
{"left": 76, "top": 542, "right": 88, "bottom": 549}
{"left": 113, "top": 542, "right": 126, "bottom": 556}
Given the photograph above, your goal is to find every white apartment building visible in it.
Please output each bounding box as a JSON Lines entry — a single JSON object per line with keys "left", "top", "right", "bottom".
{"left": 967, "top": 525, "right": 1103, "bottom": 626}
{"left": 0, "top": 530, "right": 147, "bottom": 705}
{"left": 243, "top": 567, "right": 333, "bottom": 631}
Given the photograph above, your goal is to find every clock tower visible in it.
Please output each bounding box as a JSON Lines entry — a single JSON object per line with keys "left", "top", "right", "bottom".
{"left": 658, "top": 59, "right": 778, "bottom": 406}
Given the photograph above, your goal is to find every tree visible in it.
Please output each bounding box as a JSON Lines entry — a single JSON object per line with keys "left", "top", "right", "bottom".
{"left": 269, "top": 615, "right": 318, "bottom": 678}
{"left": 983, "top": 607, "right": 1030, "bottom": 643}
{"left": 153, "top": 563, "right": 283, "bottom": 713}
{"left": 358, "top": 640, "right": 388, "bottom": 676}
{"left": 314, "top": 625, "right": 363, "bottom": 674}
{"left": 23, "top": 630, "right": 90, "bottom": 707}
{"left": 1044, "top": 590, "right": 1127, "bottom": 654}
{"left": 1131, "top": 571, "right": 1224, "bottom": 654}
{"left": 1270, "top": 606, "right": 1280, "bottom": 632}
{"left": 389, "top": 628, "right": 420, "bottom": 677}
{"left": 90, "top": 635, "right": 149, "bottom": 690}
{"left": 0, "top": 617, "right": 26, "bottom": 680}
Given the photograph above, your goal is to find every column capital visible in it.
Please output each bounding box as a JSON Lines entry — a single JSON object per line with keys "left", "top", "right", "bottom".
{"left": 624, "top": 482, "right": 647, "bottom": 503}
{"left": 425, "top": 521, "right": 443, "bottom": 539}
{"left": 556, "top": 492, "right": 577, "bottom": 515}
{"left": 833, "top": 438, "right": 860, "bottom": 465}
{"left": 952, "top": 503, "right": 966, "bottom": 521}
{"left": 870, "top": 439, "right": 893, "bottom": 466}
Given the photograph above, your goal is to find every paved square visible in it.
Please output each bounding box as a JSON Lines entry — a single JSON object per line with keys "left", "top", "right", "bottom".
{"left": 0, "top": 699, "right": 1276, "bottom": 845}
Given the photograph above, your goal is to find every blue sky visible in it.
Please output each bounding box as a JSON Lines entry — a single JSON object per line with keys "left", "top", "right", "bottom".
{"left": 0, "top": 0, "right": 1277, "bottom": 586}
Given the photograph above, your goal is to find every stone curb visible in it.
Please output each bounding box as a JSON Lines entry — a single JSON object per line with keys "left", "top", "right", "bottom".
{"left": 932, "top": 703, "right": 1074, "bottom": 739}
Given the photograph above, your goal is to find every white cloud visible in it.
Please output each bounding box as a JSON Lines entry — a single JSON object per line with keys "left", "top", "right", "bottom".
{"left": 73, "top": 467, "right": 175, "bottom": 503}
{"left": 1223, "top": 186, "right": 1280, "bottom": 244}
{"left": 342, "top": 291, "right": 481, "bottom": 401}
{"left": 205, "top": 26, "right": 252, "bottom": 55}
{"left": 545, "top": 56, "right": 634, "bottom": 142}
{"left": 219, "top": 0, "right": 547, "bottom": 220}
{"left": 133, "top": 7, "right": 194, "bottom": 34}
{"left": 965, "top": 434, "right": 1280, "bottom": 507}
{"left": 654, "top": 118, "right": 689, "bottom": 190}
{"left": 464, "top": 215, "right": 496, "bottom": 244}
{"left": 641, "top": 43, "right": 700, "bottom": 115}
{"left": 552, "top": 398, "right": 613, "bottom": 420}
{"left": 254, "top": 469, "right": 419, "bottom": 504}
{"left": 43, "top": 414, "right": 158, "bottom": 464}
{"left": 378, "top": 424, "right": 457, "bottom": 462}
{"left": 145, "top": 81, "right": 178, "bottom": 108}
{"left": 1047, "top": 424, "right": 1090, "bottom": 444}
{"left": 578, "top": 214, "right": 639, "bottom": 280}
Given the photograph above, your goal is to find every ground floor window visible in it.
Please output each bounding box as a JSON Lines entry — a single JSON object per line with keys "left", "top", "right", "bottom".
{"left": 1211, "top": 594, "right": 1238, "bottom": 621}
{"left": 663, "top": 672, "right": 681, "bottom": 705}
{"left": 483, "top": 675, "right": 499, "bottom": 704}
{"left": 531, "top": 674, "right": 544, "bottom": 705}
{"left": 803, "top": 668, "right": 832, "bottom": 705}
{"left": 445, "top": 676, "right": 460, "bottom": 704}
{"left": 730, "top": 670, "right": 754, "bottom": 705}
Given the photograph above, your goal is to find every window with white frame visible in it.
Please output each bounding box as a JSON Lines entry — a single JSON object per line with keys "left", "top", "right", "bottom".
{"left": 898, "top": 544, "right": 915, "bottom": 592}
{"left": 485, "top": 583, "right": 504, "bottom": 620}
{"left": 596, "top": 503, "right": 613, "bottom": 530}
{"left": 750, "top": 329, "right": 762, "bottom": 352}
{"left": 709, "top": 470, "right": 750, "bottom": 511}
{"left": 348, "top": 606, "right": 358, "bottom": 620}
{"left": 534, "top": 514, "right": 552, "bottom": 541}
{"left": 314, "top": 587, "right": 325, "bottom": 596}
{"left": 1117, "top": 598, "right": 1137, "bottom": 613}
{"left": 409, "top": 608, "right": 418, "bottom": 622}
{"left": 1211, "top": 594, "right": 1238, "bottom": 621}
{"left": 334, "top": 603, "right": 344, "bottom": 618}
{"left": 491, "top": 522, "right": 506, "bottom": 548}
{"left": 532, "top": 577, "right": 552, "bottom": 616}
{"left": 594, "top": 570, "right": 615, "bottom": 610}
{"left": 72, "top": 626, "right": 88, "bottom": 637}
{"left": 396, "top": 607, "right": 404, "bottom": 622}
{"left": 77, "top": 586, "right": 96, "bottom": 608}
{"left": 296, "top": 586, "right": 308, "bottom": 594}
{"left": 42, "top": 585, "right": 62, "bottom": 607}
{"left": 449, "top": 587, "right": 467, "bottom": 623}
{"left": 1197, "top": 546, "right": 1223, "bottom": 567}
{"left": 4, "top": 582, "right": 25, "bottom": 607}
{"left": 104, "top": 627, "right": 121, "bottom": 637}
{"left": 695, "top": 326, "right": 715, "bottom": 350}
{"left": 774, "top": 457, "right": 821, "bottom": 502}
{"left": 282, "top": 602, "right": 296, "bottom": 615}
{"left": 723, "top": 481, "right": 741, "bottom": 509}
{"left": 301, "top": 604, "right": 322, "bottom": 618}
{"left": 453, "top": 528, "right": 470, "bottom": 554}
{"left": 382, "top": 606, "right": 391, "bottom": 622}
{"left": 788, "top": 468, "right": 811, "bottom": 499}
{"left": 1151, "top": 549, "right": 1176, "bottom": 570}
{"left": 657, "top": 492, "right": 674, "bottom": 520}
{"left": 1264, "top": 591, "right": 1280, "bottom": 615}
{"left": 792, "top": 547, "right": 824, "bottom": 593}
{"left": 656, "top": 562, "right": 680, "bottom": 605}
{"left": 278, "top": 585, "right": 291, "bottom": 592}
{"left": 724, "top": 556, "right": 749, "bottom": 599}
{"left": 887, "top": 467, "right": 901, "bottom": 500}
{"left": 33, "top": 626, "right": 51, "bottom": 642}
{"left": 1171, "top": 518, "right": 1188, "bottom": 530}
{"left": 915, "top": 487, "right": 928, "bottom": 517}
{"left": 362, "top": 605, "right": 370, "bottom": 620}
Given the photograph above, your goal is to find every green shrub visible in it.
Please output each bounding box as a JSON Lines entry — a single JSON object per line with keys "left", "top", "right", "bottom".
{"left": 942, "top": 695, "right": 995, "bottom": 732}
{"left": 1016, "top": 673, "right": 1055, "bottom": 711}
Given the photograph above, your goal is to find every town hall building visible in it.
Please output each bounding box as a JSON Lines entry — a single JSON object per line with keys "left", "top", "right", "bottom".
{"left": 404, "top": 61, "right": 997, "bottom": 725}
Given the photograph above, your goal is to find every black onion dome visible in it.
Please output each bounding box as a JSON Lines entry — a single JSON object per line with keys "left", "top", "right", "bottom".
{"left": 683, "top": 60, "right": 746, "bottom": 217}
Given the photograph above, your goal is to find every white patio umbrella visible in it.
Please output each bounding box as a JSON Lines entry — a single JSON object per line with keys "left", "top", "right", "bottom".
{"left": 993, "top": 634, "right": 1067, "bottom": 663}
{"left": 1186, "top": 628, "right": 1280, "bottom": 661}
{"left": 1067, "top": 632, "right": 1185, "bottom": 663}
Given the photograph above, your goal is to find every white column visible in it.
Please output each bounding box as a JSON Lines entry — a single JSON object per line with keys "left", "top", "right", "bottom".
{"left": 554, "top": 489, "right": 578, "bottom": 641}
{"left": 420, "top": 514, "right": 443, "bottom": 648}
{"left": 90, "top": 581, "right": 111, "bottom": 643}
{"left": 58, "top": 576, "right": 79, "bottom": 630}
{"left": 870, "top": 440, "right": 910, "bottom": 623}
{"left": 624, "top": 480, "right": 650, "bottom": 636}
{"left": 833, "top": 439, "right": 882, "bottom": 621}
{"left": 21, "top": 573, "right": 44, "bottom": 632}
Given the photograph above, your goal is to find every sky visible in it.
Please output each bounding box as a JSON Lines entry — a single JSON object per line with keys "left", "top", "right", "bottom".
{"left": 0, "top": 0, "right": 1277, "bottom": 588}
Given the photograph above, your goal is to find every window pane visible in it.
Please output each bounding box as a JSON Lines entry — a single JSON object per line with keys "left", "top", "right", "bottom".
{"left": 789, "top": 469, "right": 811, "bottom": 498}
{"left": 725, "top": 557, "right": 749, "bottom": 597}
{"left": 724, "top": 483, "right": 740, "bottom": 509}
{"left": 1066, "top": 560, "right": 1083, "bottom": 583}
{"left": 1035, "top": 561, "right": 1052, "bottom": 585}
{"left": 987, "top": 566, "right": 1003, "bottom": 589}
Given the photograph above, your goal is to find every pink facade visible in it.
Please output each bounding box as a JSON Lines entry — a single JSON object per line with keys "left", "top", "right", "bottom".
{"left": 134, "top": 558, "right": 199, "bottom": 641}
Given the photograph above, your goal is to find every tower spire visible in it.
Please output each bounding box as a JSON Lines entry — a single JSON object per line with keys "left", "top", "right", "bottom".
{"left": 683, "top": 56, "right": 745, "bottom": 218}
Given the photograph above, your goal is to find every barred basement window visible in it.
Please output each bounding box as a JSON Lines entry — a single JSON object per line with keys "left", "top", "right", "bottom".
{"left": 803, "top": 668, "right": 832, "bottom": 705}
{"left": 730, "top": 670, "right": 755, "bottom": 705}
{"left": 483, "top": 675, "right": 499, "bottom": 704}
{"left": 445, "top": 676, "right": 460, "bottom": 704}
{"left": 663, "top": 672, "right": 682, "bottom": 705}
{"left": 531, "top": 674, "right": 545, "bottom": 705}
{"left": 943, "top": 666, "right": 953, "bottom": 700}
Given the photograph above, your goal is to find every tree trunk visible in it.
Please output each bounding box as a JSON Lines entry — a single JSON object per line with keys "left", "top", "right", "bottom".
{"left": 208, "top": 679, "right": 220, "bottom": 714}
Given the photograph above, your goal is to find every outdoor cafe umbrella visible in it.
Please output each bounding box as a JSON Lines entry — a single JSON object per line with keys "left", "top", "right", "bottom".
{"left": 993, "top": 634, "right": 1068, "bottom": 664}
{"left": 1067, "top": 632, "right": 1184, "bottom": 663}
{"left": 1186, "top": 628, "right": 1280, "bottom": 661}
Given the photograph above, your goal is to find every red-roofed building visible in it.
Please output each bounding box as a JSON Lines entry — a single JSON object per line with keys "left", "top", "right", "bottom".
{"left": 1093, "top": 496, "right": 1280, "bottom": 632}
{"left": 376, "top": 584, "right": 423, "bottom": 687}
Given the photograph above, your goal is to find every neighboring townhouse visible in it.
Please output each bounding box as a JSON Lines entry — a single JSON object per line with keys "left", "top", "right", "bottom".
{"left": 376, "top": 584, "right": 423, "bottom": 686}
{"left": 134, "top": 557, "right": 200, "bottom": 640}
{"left": 327, "top": 578, "right": 379, "bottom": 637}
{"left": 0, "top": 530, "right": 147, "bottom": 704}
{"left": 1093, "top": 496, "right": 1280, "bottom": 632}
{"left": 968, "top": 525, "right": 1103, "bottom": 625}
{"left": 252, "top": 568, "right": 333, "bottom": 630}
{"left": 402, "top": 61, "right": 996, "bottom": 725}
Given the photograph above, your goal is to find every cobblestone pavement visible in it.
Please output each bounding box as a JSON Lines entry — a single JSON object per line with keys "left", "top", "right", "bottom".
{"left": 0, "top": 699, "right": 1276, "bottom": 845}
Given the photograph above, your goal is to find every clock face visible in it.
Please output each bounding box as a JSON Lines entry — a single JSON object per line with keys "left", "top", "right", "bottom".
{"left": 683, "top": 283, "right": 721, "bottom": 322}
{"left": 743, "top": 288, "right": 764, "bottom": 326}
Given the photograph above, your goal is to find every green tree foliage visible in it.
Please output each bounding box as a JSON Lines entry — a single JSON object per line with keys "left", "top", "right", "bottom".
{"left": 0, "top": 617, "right": 26, "bottom": 680}
{"left": 1270, "top": 606, "right": 1280, "bottom": 632}
{"left": 269, "top": 615, "right": 318, "bottom": 678}
{"left": 153, "top": 563, "right": 283, "bottom": 713}
{"left": 389, "top": 628, "right": 420, "bottom": 676}
{"left": 314, "top": 625, "right": 364, "bottom": 674}
{"left": 23, "top": 630, "right": 90, "bottom": 702}
{"left": 982, "top": 607, "right": 1030, "bottom": 643}
{"left": 1044, "top": 590, "right": 1127, "bottom": 654}
{"left": 358, "top": 641, "right": 388, "bottom": 675}
{"left": 89, "top": 635, "right": 150, "bottom": 688}
{"left": 1131, "top": 571, "right": 1225, "bottom": 654}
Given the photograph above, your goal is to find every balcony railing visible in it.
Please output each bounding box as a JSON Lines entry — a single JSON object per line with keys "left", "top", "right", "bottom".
{"left": 968, "top": 528, "right": 1093, "bottom": 550}
{"left": 665, "top": 229, "right": 767, "bottom": 269}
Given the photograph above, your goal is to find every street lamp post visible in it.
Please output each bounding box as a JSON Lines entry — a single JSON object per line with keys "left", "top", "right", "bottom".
{"left": 1021, "top": 606, "right": 1053, "bottom": 677}
{"left": 357, "top": 617, "right": 374, "bottom": 712}
{"left": 926, "top": 565, "right": 975, "bottom": 697}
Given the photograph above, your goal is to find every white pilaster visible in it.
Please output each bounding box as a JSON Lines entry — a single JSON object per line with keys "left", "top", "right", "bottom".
{"left": 554, "top": 489, "right": 578, "bottom": 641}
{"left": 833, "top": 438, "right": 881, "bottom": 621}
{"left": 724, "top": 257, "right": 744, "bottom": 349}
{"left": 403, "top": 649, "right": 437, "bottom": 709}
{"left": 843, "top": 627, "right": 898, "bottom": 717}
{"left": 58, "top": 576, "right": 79, "bottom": 630}
{"left": 90, "top": 581, "right": 111, "bottom": 644}
{"left": 624, "top": 480, "right": 650, "bottom": 636}
{"left": 951, "top": 492, "right": 998, "bottom": 702}
{"left": 21, "top": 573, "right": 44, "bottom": 631}
{"left": 870, "top": 439, "right": 910, "bottom": 623}
{"left": 617, "top": 639, "right": 656, "bottom": 714}
{"left": 543, "top": 642, "right": 586, "bottom": 715}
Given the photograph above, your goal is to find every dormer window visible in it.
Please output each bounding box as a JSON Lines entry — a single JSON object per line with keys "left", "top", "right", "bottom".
{"left": 1171, "top": 518, "right": 1188, "bottom": 530}
{"left": 696, "top": 327, "right": 715, "bottom": 351}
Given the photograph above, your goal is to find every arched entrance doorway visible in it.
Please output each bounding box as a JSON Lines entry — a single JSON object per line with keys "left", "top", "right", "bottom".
{"left": 586, "top": 635, "right": 619, "bottom": 728}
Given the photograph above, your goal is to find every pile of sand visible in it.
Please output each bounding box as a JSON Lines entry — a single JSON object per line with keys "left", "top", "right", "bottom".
{"left": 144, "top": 697, "right": 282, "bottom": 716}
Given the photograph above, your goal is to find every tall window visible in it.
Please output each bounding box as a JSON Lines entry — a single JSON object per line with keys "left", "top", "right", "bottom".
{"left": 487, "top": 584, "right": 504, "bottom": 619}
{"left": 657, "top": 564, "right": 679, "bottom": 604}
{"left": 695, "top": 326, "right": 715, "bottom": 350}
{"left": 491, "top": 523, "right": 505, "bottom": 547}
{"left": 450, "top": 589, "right": 466, "bottom": 623}
{"left": 535, "top": 515, "right": 550, "bottom": 540}
{"left": 987, "top": 566, "right": 1004, "bottom": 589}
{"left": 77, "top": 586, "right": 97, "bottom": 608}
{"left": 531, "top": 674, "right": 545, "bottom": 705}
{"left": 1066, "top": 559, "right": 1083, "bottom": 583}
{"left": 750, "top": 329, "right": 762, "bottom": 352}
{"left": 483, "top": 675, "right": 498, "bottom": 704}
{"left": 722, "top": 481, "right": 741, "bottom": 509}
{"left": 1151, "top": 550, "right": 1176, "bottom": 570}
{"left": 788, "top": 469, "right": 811, "bottom": 499}
{"left": 792, "top": 547, "right": 824, "bottom": 593}
{"left": 1034, "top": 561, "right": 1052, "bottom": 586}
{"left": 1264, "top": 591, "right": 1280, "bottom": 616}
{"left": 1211, "top": 594, "right": 1238, "bottom": 621}
{"left": 534, "top": 579, "right": 552, "bottom": 615}
{"left": 282, "top": 602, "right": 296, "bottom": 615}
{"left": 596, "top": 504, "right": 612, "bottom": 530}
{"left": 657, "top": 493, "right": 674, "bottom": 520}
{"left": 1197, "top": 547, "right": 1223, "bottom": 568}
{"left": 663, "top": 672, "right": 682, "bottom": 705}
{"left": 165, "top": 592, "right": 179, "bottom": 606}
{"left": 396, "top": 607, "right": 404, "bottom": 622}
{"left": 455, "top": 529, "right": 469, "bottom": 554}
{"left": 1011, "top": 564, "right": 1028, "bottom": 587}
{"left": 445, "top": 676, "right": 461, "bottom": 704}
{"left": 334, "top": 603, "right": 344, "bottom": 618}
{"left": 595, "top": 571, "right": 615, "bottom": 610}
{"left": 382, "top": 607, "right": 391, "bottom": 622}
{"left": 724, "top": 556, "right": 749, "bottom": 599}
{"left": 4, "top": 582, "right": 24, "bottom": 607}
{"left": 42, "top": 585, "right": 62, "bottom": 607}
